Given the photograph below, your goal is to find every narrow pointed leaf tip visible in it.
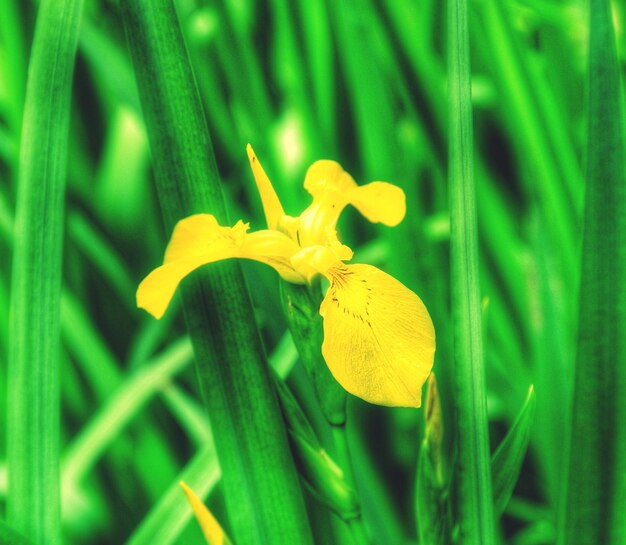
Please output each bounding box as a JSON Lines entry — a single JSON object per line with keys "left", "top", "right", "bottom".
{"left": 180, "top": 482, "right": 233, "bottom": 545}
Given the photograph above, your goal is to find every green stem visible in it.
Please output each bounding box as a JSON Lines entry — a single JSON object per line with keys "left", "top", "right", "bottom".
{"left": 447, "top": 0, "right": 496, "bottom": 542}
{"left": 121, "top": 2, "right": 314, "bottom": 544}
{"left": 332, "top": 426, "right": 370, "bottom": 545}
{"left": 560, "top": 1, "right": 626, "bottom": 543}
{"left": 6, "top": 0, "right": 83, "bottom": 543}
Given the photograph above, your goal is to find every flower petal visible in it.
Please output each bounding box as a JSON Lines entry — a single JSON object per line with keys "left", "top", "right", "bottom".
{"left": 299, "top": 161, "right": 406, "bottom": 245}
{"left": 137, "top": 214, "right": 304, "bottom": 319}
{"left": 247, "top": 144, "right": 285, "bottom": 230}
{"left": 298, "top": 161, "right": 356, "bottom": 245}
{"left": 319, "top": 264, "right": 435, "bottom": 407}
{"left": 303, "top": 160, "right": 357, "bottom": 197}
{"left": 347, "top": 181, "right": 406, "bottom": 226}
{"left": 291, "top": 242, "right": 353, "bottom": 282}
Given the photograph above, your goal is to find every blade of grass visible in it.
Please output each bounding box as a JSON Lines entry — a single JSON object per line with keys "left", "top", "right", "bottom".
{"left": 476, "top": 0, "right": 582, "bottom": 291}
{"left": 121, "top": 2, "right": 314, "bottom": 544}
{"left": 0, "top": 0, "right": 26, "bottom": 141}
{"left": 560, "top": 1, "right": 626, "bottom": 543}
{"left": 528, "top": 210, "right": 571, "bottom": 505}
{"left": 125, "top": 444, "right": 219, "bottom": 545}
{"left": 297, "top": 0, "right": 335, "bottom": 151}
{"left": 491, "top": 386, "right": 536, "bottom": 516}
{"left": 0, "top": 522, "right": 32, "bottom": 545}
{"left": 67, "top": 211, "right": 137, "bottom": 305}
{"left": 6, "top": 0, "right": 83, "bottom": 543}
{"left": 61, "top": 338, "right": 192, "bottom": 500}
{"left": 447, "top": 0, "right": 496, "bottom": 542}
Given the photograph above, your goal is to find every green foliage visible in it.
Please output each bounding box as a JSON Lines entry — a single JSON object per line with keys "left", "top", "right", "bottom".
{"left": 560, "top": 0, "right": 626, "bottom": 542}
{"left": 448, "top": 0, "right": 496, "bottom": 541}
{"left": 6, "top": 1, "right": 83, "bottom": 544}
{"left": 0, "top": 0, "right": 623, "bottom": 544}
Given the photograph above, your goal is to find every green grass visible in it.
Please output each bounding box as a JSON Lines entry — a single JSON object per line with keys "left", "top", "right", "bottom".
{"left": 0, "top": 0, "right": 624, "bottom": 544}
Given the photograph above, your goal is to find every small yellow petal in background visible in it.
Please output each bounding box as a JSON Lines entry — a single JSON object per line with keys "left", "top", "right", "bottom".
{"left": 180, "top": 482, "right": 233, "bottom": 545}
{"left": 246, "top": 144, "right": 285, "bottom": 230}
{"left": 137, "top": 214, "right": 304, "bottom": 319}
{"left": 347, "top": 181, "right": 406, "bottom": 227}
{"left": 319, "top": 264, "right": 435, "bottom": 408}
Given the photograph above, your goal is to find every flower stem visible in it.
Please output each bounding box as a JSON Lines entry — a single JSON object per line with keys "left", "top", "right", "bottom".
{"left": 332, "top": 425, "right": 371, "bottom": 545}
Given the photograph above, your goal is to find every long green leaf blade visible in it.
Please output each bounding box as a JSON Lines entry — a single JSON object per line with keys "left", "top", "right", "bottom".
{"left": 492, "top": 386, "right": 536, "bottom": 516}
{"left": 0, "top": 522, "right": 32, "bottom": 545}
{"left": 447, "top": 0, "right": 496, "bottom": 541}
{"left": 6, "top": 0, "right": 83, "bottom": 543}
{"left": 560, "top": 1, "right": 626, "bottom": 543}
{"left": 121, "top": 2, "right": 314, "bottom": 544}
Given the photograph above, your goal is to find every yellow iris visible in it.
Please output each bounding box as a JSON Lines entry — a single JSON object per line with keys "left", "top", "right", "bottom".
{"left": 137, "top": 146, "right": 435, "bottom": 407}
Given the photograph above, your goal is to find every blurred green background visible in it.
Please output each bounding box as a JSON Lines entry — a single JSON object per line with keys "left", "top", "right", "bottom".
{"left": 1, "top": 0, "right": 625, "bottom": 544}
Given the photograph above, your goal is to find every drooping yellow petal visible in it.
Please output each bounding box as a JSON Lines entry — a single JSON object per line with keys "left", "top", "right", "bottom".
{"left": 346, "top": 181, "right": 406, "bottom": 226}
{"left": 246, "top": 144, "right": 285, "bottom": 230}
{"left": 180, "top": 482, "right": 233, "bottom": 545}
{"left": 137, "top": 214, "right": 304, "bottom": 319}
{"left": 319, "top": 264, "right": 435, "bottom": 407}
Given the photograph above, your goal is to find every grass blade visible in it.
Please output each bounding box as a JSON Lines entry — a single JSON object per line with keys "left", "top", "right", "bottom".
{"left": 491, "top": 386, "right": 536, "bottom": 516}
{"left": 0, "top": 522, "right": 32, "bottom": 545}
{"left": 560, "top": 2, "right": 626, "bottom": 543}
{"left": 6, "top": 0, "right": 83, "bottom": 543}
{"left": 61, "top": 338, "right": 192, "bottom": 494}
{"left": 125, "top": 445, "right": 220, "bottom": 545}
{"left": 121, "top": 2, "right": 314, "bottom": 544}
{"left": 447, "top": 0, "right": 496, "bottom": 542}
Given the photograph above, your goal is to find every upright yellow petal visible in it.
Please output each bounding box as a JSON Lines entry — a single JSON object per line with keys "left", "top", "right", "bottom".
{"left": 246, "top": 144, "right": 285, "bottom": 230}
{"left": 346, "top": 182, "right": 406, "bottom": 226}
{"left": 319, "top": 264, "right": 435, "bottom": 407}
{"left": 137, "top": 214, "right": 304, "bottom": 319}
{"left": 299, "top": 160, "right": 406, "bottom": 244}
{"left": 298, "top": 160, "right": 355, "bottom": 245}
{"left": 180, "top": 482, "right": 233, "bottom": 545}
{"left": 303, "top": 160, "right": 357, "bottom": 196}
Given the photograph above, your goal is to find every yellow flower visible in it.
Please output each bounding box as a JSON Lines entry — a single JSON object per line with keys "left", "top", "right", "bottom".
{"left": 137, "top": 146, "right": 435, "bottom": 407}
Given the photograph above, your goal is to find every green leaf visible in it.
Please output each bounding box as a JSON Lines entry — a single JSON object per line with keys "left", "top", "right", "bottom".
{"left": 61, "top": 338, "right": 192, "bottom": 493}
{"left": 125, "top": 445, "right": 220, "bottom": 545}
{"left": 121, "top": 2, "right": 314, "bottom": 544}
{"left": 416, "top": 442, "right": 451, "bottom": 545}
{"left": 0, "top": 521, "right": 33, "bottom": 545}
{"left": 492, "top": 386, "right": 536, "bottom": 515}
{"left": 6, "top": 0, "right": 83, "bottom": 543}
{"left": 447, "top": 0, "right": 496, "bottom": 541}
{"left": 560, "top": 1, "right": 626, "bottom": 543}
{"left": 280, "top": 280, "right": 346, "bottom": 426}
